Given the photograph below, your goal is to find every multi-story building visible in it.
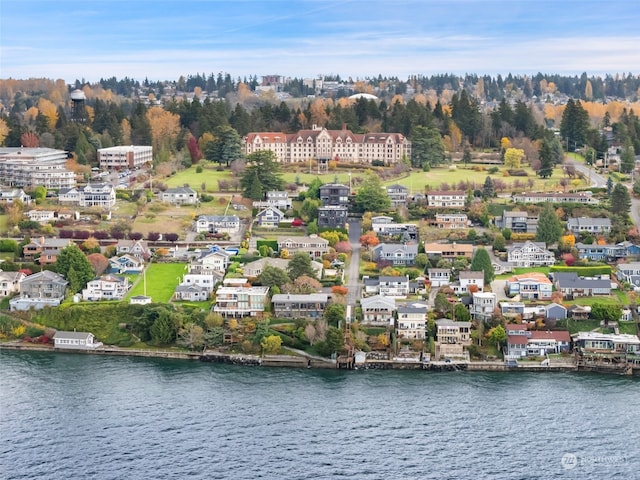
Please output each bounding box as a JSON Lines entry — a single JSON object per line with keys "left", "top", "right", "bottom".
{"left": 426, "top": 190, "right": 466, "bottom": 208}
{"left": 386, "top": 184, "right": 409, "bottom": 208}
{"left": 507, "top": 241, "right": 555, "bottom": 267}
{"left": 0, "top": 147, "right": 76, "bottom": 189}
{"left": 553, "top": 272, "right": 611, "bottom": 298}
{"left": 319, "top": 183, "right": 350, "bottom": 205}
{"left": 252, "top": 191, "right": 292, "bottom": 210}
{"left": 360, "top": 295, "right": 396, "bottom": 327}
{"left": 435, "top": 318, "right": 472, "bottom": 360}
{"left": 0, "top": 271, "right": 26, "bottom": 297}
{"left": 82, "top": 275, "right": 130, "bottom": 301}
{"left": 423, "top": 242, "right": 474, "bottom": 260}
{"left": 428, "top": 268, "right": 451, "bottom": 287}
{"left": 470, "top": 292, "right": 497, "bottom": 321}
{"left": 434, "top": 213, "right": 468, "bottom": 229}
{"left": 495, "top": 210, "right": 538, "bottom": 234}
{"left": 372, "top": 243, "right": 418, "bottom": 266}
{"left": 243, "top": 125, "right": 411, "bottom": 164}
{"left": 160, "top": 187, "right": 198, "bottom": 205}
{"left": 396, "top": 304, "right": 427, "bottom": 340}
{"left": 97, "top": 145, "right": 153, "bottom": 169}
{"left": 0, "top": 187, "right": 32, "bottom": 205}
{"left": 272, "top": 293, "right": 329, "bottom": 318}
{"left": 505, "top": 272, "right": 552, "bottom": 300}
{"left": 318, "top": 205, "right": 349, "bottom": 229}
{"left": 58, "top": 183, "right": 116, "bottom": 208}
{"left": 213, "top": 286, "right": 270, "bottom": 317}
{"left": 9, "top": 270, "right": 68, "bottom": 311}
{"left": 371, "top": 216, "right": 418, "bottom": 240}
{"left": 255, "top": 206, "right": 286, "bottom": 228}
{"left": 195, "top": 215, "right": 240, "bottom": 234}
{"left": 575, "top": 242, "right": 626, "bottom": 262}
{"left": 452, "top": 271, "right": 485, "bottom": 294}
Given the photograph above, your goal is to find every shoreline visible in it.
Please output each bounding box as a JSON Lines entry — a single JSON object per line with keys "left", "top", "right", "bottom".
{"left": 2, "top": 342, "right": 638, "bottom": 375}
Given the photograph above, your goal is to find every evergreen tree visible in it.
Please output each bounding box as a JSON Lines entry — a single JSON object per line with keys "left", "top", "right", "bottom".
{"left": 482, "top": 176, "right": 495, "bottom": 198}
{"left": 559, "top": 98, "right": 589, "bottom": 151}
{"left": 620, "top": 142, "right": 635, "bottom": 174}
{"left": 410, "top": 125, "right": 445, "bottom": 168}
{"left": 287, "top": 252, "right": 317, "bottom": 280}
{"left": 537, "top": 138, "right": 554, "bottom": 178}
{"left": 536, "top": 203, "right": 563, "bottom": 246}
{"left": 610, "top": 182, "right": 631, "bottom": 215}
{"left": 354, "top": 174, "right": 391, "bottom": 213}
{"left": 56, "top": 244, "right": 95, "bottom": 294}
{"left": 470, "top": 247, "right": 495, "bottom": 284}
{"left": 606, "top": 177, "right": 614, "bottom": 195}
{"left": 257, "top": 266, "right": 291, "bottom": 288}
{"left": 240, "top": 150, "right": 284, "bottom": 200}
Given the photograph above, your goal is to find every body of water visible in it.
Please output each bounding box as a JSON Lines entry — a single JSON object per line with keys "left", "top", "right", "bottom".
{"left": 1, "top": 351, "right": 638, "bottom": 479}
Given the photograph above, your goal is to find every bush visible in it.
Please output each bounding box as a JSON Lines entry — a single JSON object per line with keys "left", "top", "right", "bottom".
{"left": 507, "top": 169, "right": 529, "bottom": 176}
{"left": 549, "top": 265, "right": 611, "bottom": 276}
{"left": 487, "top": 166, "right": 499, "bottom": 174}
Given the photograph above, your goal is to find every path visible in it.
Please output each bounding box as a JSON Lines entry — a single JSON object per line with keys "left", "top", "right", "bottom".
{"left": 346, "top": 219, "right": 363, "bottom": 313}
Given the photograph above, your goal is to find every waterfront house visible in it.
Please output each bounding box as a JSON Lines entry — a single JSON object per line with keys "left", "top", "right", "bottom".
{"left": 423, "top": 242, "right": 473, "bottom": 260}
{"left": 434, "top": 318, "right": 472, "bottom": 360}
{"left": 494, "top": 210, "right": 538, "bottom": 234}
{"left": 470, "top": 292, "right": 497, "bottom": 321}
{"left": 504, "top": 272, "right": 552, "bottom": 300}
{"left": 567, "top": 217, "right": 611, "bottom": 235}
{"left": 0, "top": 271, "right": 26, "bottom": 297}
{"left": 108, "top": 254, "right": 145, "bottom": 274}
{"left": 213, "top": 285, "right": 270, "bottom": 317}
{"left": 386, "top": 184, "right": 409, "bottom": 208}
{"left": 360, "top": 295, "right": 396, "bottom": 327}
{"left": 434, "top": 213, "right": 468, "bottom": 229}
{"left": 272, "top": 293, "right": 329, "bottom": 318}
{"left": 506, "top": 241, "right": 555, "bottom": 268}
{"left": 116, "top": 239, "right": 151, "bottom": 261}
{"left": 82, "top": 275, "right": 130, "bottom": 301}
{"left": 195, "top": 215, "right": 241, "bottom": 234}
{"left": 9, "top": 270, "right": 68, "bottom": 311}
{"left": 428, "top": 268, "right": 451, "bottom": 287}
{"left": 254, "top": 206, "right": 286, "bottom": 228}
{"left": 573, "top": 332, "right": 640, "bottom": 354}
{"left": 396, "top": 304, "right": 427, "bottom": 339}
{"left": 53, "top": 331, "right": 103, "bottom": 350}
{"left": 426, "top": 190, "right": 465, "bottom": 208}
{"left": 372, "top": 243, "right": 418, "bottom": 266}
{"left": 553, "top": 272, "right": 611, "bottom": 298}
{"left": 277, "top": 235, "right": 329, "bottom": 260}
{"left": 507, "top": 330, "right": 571, "bottom": 358}
{"left": 160, "top": 186, "right": 198, "bottom": 205}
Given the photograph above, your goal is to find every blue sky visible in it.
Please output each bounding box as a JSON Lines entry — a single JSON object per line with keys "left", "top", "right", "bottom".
{"left": 1, "top": 0, "right": 639, "bottom": 83}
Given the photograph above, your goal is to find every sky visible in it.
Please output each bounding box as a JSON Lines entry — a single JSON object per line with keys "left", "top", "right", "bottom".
{"left": 1, "top": 0, "right": 639, "bottom": 83}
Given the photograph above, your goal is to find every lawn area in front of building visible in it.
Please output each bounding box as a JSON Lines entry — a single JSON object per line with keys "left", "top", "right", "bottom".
{"left": 0, "top": 215, "right": 8, "bottom": 235}
{"left": 164, "top": 166, "right": 234, "bottom": 192}
{"left": 126, "top": 263, "right": 187, "bottom": 303}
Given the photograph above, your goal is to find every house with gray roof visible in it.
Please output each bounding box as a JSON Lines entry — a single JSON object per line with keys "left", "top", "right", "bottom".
{"left": 507, "top": 241, "right": 555, "bottom": 267}
{"left": 161, "top": 186, "right": 198, "bottom": 205}
{"left": 372, "top": 243, "right": 418, "bottom": 266}
{"left": 174, "top": 284, "right": 210, "bottom": 302}
{"left": 567, "top": 217, "right": 611, "bottom": 234}
{"left": 362, "top": 275, "right": 409, "bottom": 297}
{"left": 0, "top": 187, "right": 32, "bottom": 205}
{"left": 195, "top": 215, "right": 240, "bottom": 234}
{"left": 386, "top": 184, "right": 409, "bottom": 208}
{"left": 254, "top": 206, "right": 286, "bottom": 228}
{"left": 360, "top": 295, "right": 396, "bottom": 327}
{"left": 494, "top": 210, "right": 538, "bottom": 234}
{"left": 396, "top": 303, "right": 427, "bottom": 339}
{"left": 10, "top": 270, "right": 68, "bottom": 311}
{"left": 272, "top": 293, "right": 329, "bottom": 318}
{"left": 553, "top": 272, "right": 611, "bottom": 298}
{"left": 53, "top": 331, "right": 103, "bottom": 350}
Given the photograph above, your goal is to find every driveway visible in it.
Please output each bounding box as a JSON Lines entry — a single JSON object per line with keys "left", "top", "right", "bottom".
{"left": 490, "top": 280, "right": 509, "bottom": 302}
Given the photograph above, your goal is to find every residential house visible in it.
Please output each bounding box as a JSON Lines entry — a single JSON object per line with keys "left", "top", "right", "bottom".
{"left": 213, "top": 286, "right": 270, "bottom": 317}
{"left": 174, "top": 284, "right": 210, "bottom": 302}
{"left": 272, "top": 293, "right": 329, "bottom": 318}
{"left": 25, "top": 210, "right": 56, "bottom": 223}
{"left": 108, "top": 254, "right": 145, "bottom": 274}
{"left": 500, "top": 302, "right": 526, "bottom": 318}
{"left": 372, "top": 243, "right": 418, "bottom": 266}
{"left": 505, "top": 272, "right": 553, "bottom": 300}
{"left": 470, "top": 292, "right": 497, "bottom": 321}
{"left": 426, "top": 190, "right": 465, "bottom": 208}
{"left": 189, "top": 249, "right": 231, "bottom": 274}
{"left": 160, "top": 186, "right": 198, "bottom": 205}
{"left": 9, "top": 270, "right": 68, "bottom": 311}
{"left": 318, "top": 205, "right": 349, "bottom": 228}
{"left": 617, "top": 262, "right": 640, "bottom": 289}
{"left": 277, "top": 236, "right": 330, "bottom": 260}
{"left": 252, "top": 191, "right": 293, "bottom": 210}
{"left": 512, "top": 191, "right": 599, "bottom": 205}
{"left": 254, "top": 206, "right": 286, "bottom": 228}
{"left": 507, "top": 330, "right": 571, "bottom": 358}
{"left": 362, "top": 275, "right": 410, "bottom": 297}
{"left": 567, "top": 217, "right": 612, "bottom": 235}
{"left": 545, "top": 302, "right": 567, "bottom": 320}
{"left": 53, "top": 331, "right": 103, "bottom": 350}
{"left": 428, "top": 268, "right": 451, "bottom": 287}
{"left": 319, "top": 183, "right": 349, "bottom": 205}
{"left": 0, "top": 187, "right": 32, "bottom": 205}
{"left": 452, "top": 271, "right": 485, "bottom": 295}
{"left": 130, "top": 295, "right": 152, "bottom": 305}
{"left": 116, "top": 239, "right": 152, "bottom": 261}
{"left": 386, "top": 184, "right": 409, "bottom": 208}
{"left": 554, "top": 272, "right": 611, "bottom": 298}
{"left": 371, "top": 217, "right": 418, "bottom": 240}
{"left": 82, "top": 275, "right": 130, "bottom": 301}
{"left": 434, "top": 213, "right": 468, "bottom": 229}
{"left": 572, "top": 331, "right": 640, "bottom": 354}
{"left": 494, "top": 210, "right": 538, "bottom": 234}
{"left": 195, "top": 215, "right": 240, "bottom": 234}
{"left": 423, "top": 242, "right": 474, "bottom": 260}
{"left": 22, "top": 237, "right": 73, "bottom": 265}
{"left": 0, "top": 271, "right": 26, "bottom": 297}
{"left": 0, "top": 147, "right": 76, "bottom": 189}
{"left": 180, "top": 272, "right": 220, "bottom": 293}
{"left": 58, "top": 183, "right": 116, "bottom": 208}
{"left": 567, "top": 305, "right": 591, "bottom": 320}
{"left": 575, "top": 242, "right": 626, "bottom": 262}
{"left": 435, "top": 318, "right": 472, "bottom": 360}
{"left": 360, "top": 295, "right": 396, "bottom": 327}
{"left": 507, "top": 241, "right": 555, "bottom": 267}
{"left": 396, "top": 304, "right": 427, "bottom": 339}
{"left": 242, "top": 257, "right": 323, "bottom": 279}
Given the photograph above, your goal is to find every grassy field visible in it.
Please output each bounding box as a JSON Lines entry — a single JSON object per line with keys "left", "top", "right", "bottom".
{"left": 0, "top": 215, "right": 8, "bottom": 235}
{"left": 126, "top": 263, "right": 187, "bottom": 303}
{"left": 165, "top": 166, "right": 234, "bottom": 192}
{"left": 570, "top": 295, "right": 623, "bottom": 306}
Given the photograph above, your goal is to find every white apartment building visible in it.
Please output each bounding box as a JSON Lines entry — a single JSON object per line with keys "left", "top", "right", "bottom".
{"left": 0, "top": 148, "right": 76, "bottom": 189}
{"left": 97, "top": 145, "right": 153, "bottom": 169}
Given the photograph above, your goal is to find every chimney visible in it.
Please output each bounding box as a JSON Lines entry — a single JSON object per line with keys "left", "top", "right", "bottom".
{"left": 342, "top": 123, "right": 347, "bottom": 131}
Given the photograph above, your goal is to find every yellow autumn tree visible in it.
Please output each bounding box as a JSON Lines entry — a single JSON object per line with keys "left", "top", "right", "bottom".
{"left": 309, "top": 98, "right": 329, "bottom": 127}
{"left": 237, "top": 82, "right": 252, "bottom": 103}
{"left": 584, "top": 80, "right": 593, "bottom": 100}
{"left": 504, "top": 148, "right": 524, "bottom": 169}
{"left": 500, "top": 137, "right": 511, "bottom": 151}
{"left": 38, "top": 98, "right": 58, "bottom": 130}
{"left": 24, "top": 106, "right": 39, "bottom": 124}
{"left": 448, "top": 122, "right": 463, "bottom": 152}
{"left": 198, "top": 132, "right": 215, "bottom": 152}
{"left": 146, "top": 106, "right": 180, "bottom": 152}
{"left": 121, "top": 119, "right": 131, "bottom": 145}
{"left": 0, "top": 118, "right": 8, "bottom": 145}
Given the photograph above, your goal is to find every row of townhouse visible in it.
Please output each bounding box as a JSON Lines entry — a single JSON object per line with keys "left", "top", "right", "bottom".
{"left": 243, "top": 125, "right": 411, "bottom": 165}
{"left": 512, "top": 191, "right": 599, "bottom": 205}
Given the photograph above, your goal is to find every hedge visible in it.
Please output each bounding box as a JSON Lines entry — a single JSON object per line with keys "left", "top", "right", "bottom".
{"left": 549, "top": 265, "right": 611, "bottom": 276}
{"left": 256, "top": 239, "right": 278, "bottom": 251}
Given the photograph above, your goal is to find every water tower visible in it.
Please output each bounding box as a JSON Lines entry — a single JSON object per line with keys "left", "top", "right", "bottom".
{"left": 70, "top": 89, "right": 87, "bottom": 123}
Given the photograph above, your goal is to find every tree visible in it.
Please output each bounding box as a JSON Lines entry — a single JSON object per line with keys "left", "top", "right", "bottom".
{"left": 354, "top": 174, "right": 391, "bottom": 213}
{"left": 240, "top": 150, "right": 284, "bottom": 200}
{"left": 470, "top": 247, "right": 495, "bottom": 284}
{"left": 257, "top": 265, "right": 291, "bottom": 288}
{"left": 300, "top": 198, "right": 320, "bottom": 223}
{"left": 493, "top": 234, "right": 506, "bottom": 252}
{"left": 287, "top": 252, "right": 317, "bottom": 280}
{"left": 454, "top": 303, "right": 471, "bottom": 322}
{"left": 359, "top": 231, "right": 380, "bottom": 248}
{"left": 487, "top": 325, "right": 507, "bottom": 348}
{"left": 86, "top": 253, "right": 109, "bottom": 276}
{"left": 324, "top": 327, "right": 345, "bottom": 355}
{"left": 410, "top": 125, "right": 446, "bottom": 168}
{"left": 606, "top": 176, "right": 614, "bottom": 195}
{"left": 289, "top": 275, "right": 322, "bottom": 294}
{"left": 482, "top": 176, "right": 495, "bottom": 199}
{"left": 177, "top": 323, "right": 205, "bottom": 350}
{"left": 536, "top": 203, "right": 564, "bottom": 246}
{"left": 462, "top": 148, "right": 472, "bottom": 166}
{"left": 537, "top": 137, "right": 554, "bottom": 178}
{"left": 504, "top": 148, "right": 524, "bottom": 169}
{"left": 560, "top": 99, "right": 589, "bottom": 151}
{"left": 324, "top": 303, "right": 345, "bottom": 327}
{"left": 620, "top": 142, "right": 635, "bottom": 174}
{"left": 261, "top": 334, "right": 282, "bottom": 354}
{"left": 434, "top": 293, "right": 451, "bottom": 315}
{"left": 149, "top": 309, "right": 178, "bottom": 345}
{"left": 205, "top": 125, "right": 243, "bottom": 166}
{"left": 611, "top": 182, "right": 631, "bottom": 215}
{"left": 56, "top": 244, "right": 95, "bottom": 294}
{"left": 415, "top": 253, "right": 429, "bottom": 269}
{"left": 590, "top": 303, "right": 622, "bottom": 326}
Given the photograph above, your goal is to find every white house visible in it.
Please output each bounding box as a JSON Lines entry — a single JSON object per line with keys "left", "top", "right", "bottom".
{"left": 470, "top": 292, "right": 497, "bottom": 321}
{"left": 53, "top": 331, "right": 103, "bottom": 350}
{"left": 507, "top": 241, "right": 555, "bottom": 268}
{"left": 195, "top": 215, "right": 240, "bottom": 234}
{"left": 0, "top": 271, "right": 26, "bottom": 297}
{"left": 82, "top": 275, "right": 130, "bottom": 301}
{"left": 161, "top": 186, "right": 198, "bottom": 205}
{"left": 360, "top": 295, "right": 396, "bottom": 327}
{"left": 213, "top": 286, "right": 270, "bottom": 317}
{"left": 428, "top": 268, "right": 451, "bottom": 287}
{"left": 396, "top": 304, "right": 427, "bottom": 339}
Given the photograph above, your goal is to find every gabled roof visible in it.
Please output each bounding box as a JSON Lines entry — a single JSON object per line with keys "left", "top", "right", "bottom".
{"left": 53, "top": 331, "right": 93, "bottom": 340}
{"left": 528, "top": 330, "right": 571, "bottom": 342}
{"left": 22, "top": 270, "right": 68, "bottom": 285}
{"left": 554, "top": 272, "right": 610, "bottom": 289}
{"left": 374, "top": 243, "right": 418, "bottom": 255}
{"left": 360, "top": 294, "right": 396, "bottom": 310}
{"left": 256, "top": 206, "right": 285, "bottom": 218}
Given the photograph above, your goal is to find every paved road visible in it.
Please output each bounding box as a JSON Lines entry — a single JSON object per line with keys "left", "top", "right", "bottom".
{"left": 565, "top": 159, "right": 607, "bottom": 188}
{"left": 346, "top": 219, "right": 363, "bottom": 312}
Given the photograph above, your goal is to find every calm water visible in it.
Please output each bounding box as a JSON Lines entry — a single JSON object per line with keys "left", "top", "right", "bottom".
{"left": 1, "top": 351, "right": 638, "bottom": 480}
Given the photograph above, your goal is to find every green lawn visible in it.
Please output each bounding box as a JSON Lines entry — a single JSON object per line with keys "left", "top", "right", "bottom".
{"left": 570, "top": 295, "right": 623, "bottom": 306}
{"left": 496, "top": 266, "right": 551, "bottom": 279}
{"left": 126, "top": 263, "right": 187, "bottom": 303}
{"left": 165, "top": 166, "right": 234, "bottom": 192}
{"left": 619, "top": 322, "right": 639, "bottom": 335}
{"left": 0, "top": 215, "right": 8, "bottom": 235}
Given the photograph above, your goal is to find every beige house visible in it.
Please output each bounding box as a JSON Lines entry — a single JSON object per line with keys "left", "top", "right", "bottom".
{"left": 435, "top": 318, "right": 472, "bottom": 360}
{"left": 424, "top": 242, "right": 473, "bottom": 260}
